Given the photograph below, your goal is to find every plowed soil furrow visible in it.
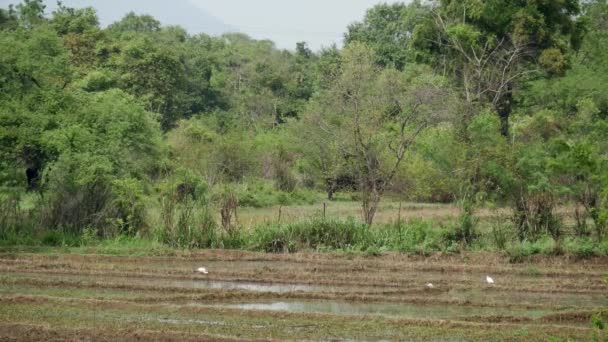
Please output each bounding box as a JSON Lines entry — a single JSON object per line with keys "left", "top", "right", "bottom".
{"left": 0, "top": 250, "right": 606, "bottom": 341}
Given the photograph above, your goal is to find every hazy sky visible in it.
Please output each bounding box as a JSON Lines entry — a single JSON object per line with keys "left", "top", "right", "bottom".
{"left": 191, "top": 0, "right": 402, "bottom": 50}
{"left": 0, "top": 0, "right": 404, "bottom": 50}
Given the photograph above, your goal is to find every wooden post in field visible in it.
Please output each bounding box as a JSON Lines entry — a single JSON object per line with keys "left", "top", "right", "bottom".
{"left": 323, "top": 202, "right": 327, "bottom": 220}
{"left": 398, "top": 201, "right": 403, "bottom": 245}
{"left": 398, "top": 201, "right": 402, "bottom": 225}
{"left": 278, "top": 205, "right": 282, "bottom": 223}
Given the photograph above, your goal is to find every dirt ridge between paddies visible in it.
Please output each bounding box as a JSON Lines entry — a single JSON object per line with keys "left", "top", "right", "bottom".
{"left": 0, "top": 295, "right": 596, "bottom": 331}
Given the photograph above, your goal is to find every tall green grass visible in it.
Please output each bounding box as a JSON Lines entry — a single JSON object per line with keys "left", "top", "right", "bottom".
{"left": 249, "top": 218, "right": 373, "bottom": 253}
{"left": 246, "top": 218, "right": 461, "bottom": 254}
{"left": 2, "top": 215, "right": 607, "bottom": 259}
{"left": 227, "top": 181, "right": 320, "bottom": 208}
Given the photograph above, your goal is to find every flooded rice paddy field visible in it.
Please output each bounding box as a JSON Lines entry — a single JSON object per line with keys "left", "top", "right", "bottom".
{"left": 0, "top": 250, "right": 606, "bottom": 341}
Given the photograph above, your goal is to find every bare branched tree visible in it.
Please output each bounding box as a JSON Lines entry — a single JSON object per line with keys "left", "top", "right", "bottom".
{"left": 429, "top": 7, "right": 536, "bottom": 136}
{"left": 421, "top": 0, "right": 581, "bottom": 136}
{"left": 305, "top": 43, "right": 451, "bottom": 225}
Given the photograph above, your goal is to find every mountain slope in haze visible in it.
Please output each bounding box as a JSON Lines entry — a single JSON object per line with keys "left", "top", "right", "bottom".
{"left": 0, "top": 0, "right": 234, "bottom": 36}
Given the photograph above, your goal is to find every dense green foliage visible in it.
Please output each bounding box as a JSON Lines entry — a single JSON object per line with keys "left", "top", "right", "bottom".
{"left": 1, "top": 0, "right": 607, "bottom": 255}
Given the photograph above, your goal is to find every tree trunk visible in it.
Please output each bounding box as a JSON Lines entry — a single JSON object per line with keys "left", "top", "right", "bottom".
{"left": 326, "top": 179, "right": 337, "bottom": 201}
{"left": 495, "top": 89, "right": 513, "bottom": 137}
{"left": 580, "top": 190, "right": 604, "bottom": 242}
{"left": 361, "top": 183, "right": 381, "bottom": 225}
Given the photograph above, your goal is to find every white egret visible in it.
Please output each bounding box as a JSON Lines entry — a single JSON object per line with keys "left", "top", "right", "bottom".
{"left": 197, "top": 267, "right": 209, "bottom": 274}
{"left": 486, "top": 275, "right": 494, "bottom": 284}
{"left": 426, "top": 283, "right": 434, "bottom": 289}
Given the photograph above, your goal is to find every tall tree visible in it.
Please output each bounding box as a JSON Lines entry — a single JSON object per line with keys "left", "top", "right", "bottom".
{"left": 110, "top": 36, "right": 188, "bottom": 130}
{"left": 50, "top": 3, "right": 102, "bottom": 69}
{"left": 107, "top": 12, "right": 161, "bottom": 34}
{"left": 345, "top": 1, "right": 429, "bottom": 69}
{"left": 15, "top": 0, "right": 45, "bottom": 29}
{"left": 415, "top": 0, "right": 584, "bottom": 135}
{"left": 305, "top": 43, "right": 450, "bottom": 224}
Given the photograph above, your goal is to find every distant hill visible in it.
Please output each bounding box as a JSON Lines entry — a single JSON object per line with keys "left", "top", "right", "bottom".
{"left": 0, "top": 0, "right": 234, "bottom": 36}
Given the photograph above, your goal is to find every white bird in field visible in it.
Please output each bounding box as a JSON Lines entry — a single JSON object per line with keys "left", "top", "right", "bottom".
{"left": 486, "top": 275, "right": 494, "bottom": 284}
{"left": 197, "top": 267, "right": 209, "bottom": 274}
{"left": 426, "top": 283, "right": 435, "bottom": 289}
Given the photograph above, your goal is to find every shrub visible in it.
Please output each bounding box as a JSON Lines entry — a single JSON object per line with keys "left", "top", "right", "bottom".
{"left": 290, "top": 218, "right": 371, "bottom": 250}
{"left": 563, "top": 237, "right": 599, "bottom": 259}
{"left": 505, "top": 236, "right": 556, "bottom": 262}
{"left": 156, "top": 197, "right": 218, "bottom": 249}
{"left": 110, "top": 178, "right": 148, "bottom": 236}
{"left": 0, "top": 191, "right": 23, "bottom": 239}
{"left": 249, "top": 219, "right": 371, "bottom": 253}
{"left": 491, "top": 218, "right": 511, "bottom": 250}
{"left": 274, "top": 159, "right": 297, "bottom": 192}
{"left": 155, "top": 172, "right": 218, "bottom": 249}
{"left": 512, "top": 192, "right": 562, "bottom": 243}
{"left": 215, "top": 135, "right": 257, "bottom": 182}
{"left": 375, "top": 219, "right": 442, "bottom": 253}
{"left": 441, "top": 198, "right": 478, "bottom": 246}
{"left": 38, "top": 153, "right": 109, "bottom": 234}
{"left": 41, "top": 231, "right": 64, "bottom": 247}
{"left": 218, "top": 186, "right": 239, "bottom": 234}
{"left": 250, "top": 223, "right": 294, "bottom": 253}
{"left": 232, "top": 181, "right": 277, "bottom": 208}
{"left": 573, "top": 207, "right": 591, "bottom": 238}
{"left": 37, "top": 151, "right": 158, "bottom": 237}
{"left": 80, "top": 227, "right": 99, "bottom": 246}
{"left": 229, "top": 181, "right": 319, "bottom": 208}
{"left": 28, "top": 89, "right": 166, "bottom": 236}
{"left": 220, "top": 229, "right": 246, "bottom": 250}
{"left": 40, "top": 230, "right": 80, "bottom": 247}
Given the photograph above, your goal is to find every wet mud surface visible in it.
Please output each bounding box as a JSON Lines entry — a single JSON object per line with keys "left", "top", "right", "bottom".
{"left": 0, "top": 250, "right": 606, "bottom": 341}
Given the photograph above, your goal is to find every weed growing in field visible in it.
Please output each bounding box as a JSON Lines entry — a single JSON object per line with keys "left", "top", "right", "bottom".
{"left": 490, "top": 218, "right": 512, "bottom": 250}
{"left": 250, "top": 218, "right": 371, "bottom": 252}
{"left": 247, "top": 218, "right": 454, "bottom": 254}
{"left": 2, "top": 209, "right": 608, "bottom": 258}
{"left": 591, "top": 313, "right": 606, "bottom": 342}
{"left": 375, "top": 220, "right": 444, "bottom": 254}
{"left": 506, "top": 237, "right": 555, "bottom": 262}
{"left": 229, "top": 181, "right": 319, "bottom": 208}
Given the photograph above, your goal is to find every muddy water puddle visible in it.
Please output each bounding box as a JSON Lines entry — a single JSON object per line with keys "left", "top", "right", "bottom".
{"left": 5, "top": 272, "right": 608, "bottom": 309}
{"left": 218, "top": 300, "right": 556, "bottom": 320}
{"left": 7, "top": 273, "right": 326, "bottom": 293}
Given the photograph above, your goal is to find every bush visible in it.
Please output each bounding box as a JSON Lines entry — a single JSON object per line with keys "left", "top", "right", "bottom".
{"left": 38, "top": 153, "right": 109, "bottom": 234}
{"left": 229, "top": 181, "right": 319, "bottom": 208}
{"left": 218, "top": 186, "right": 239, "bottom": 234}
{"left": 37, "top": 152, "right": 158, "bottom": 237}
{"left": 375, "top": 219, "right": 442, "bottom": 253}
{"left": 248, "top": 218, "right": 454, "bottom": 255}
{"left": 156, "top": 198, "right": 218, "bottom": 249}
{"left": 291, "top": 218, "right": 371, "bottom": 250}
{"left": 250, "top": 218, "right": 371, "bottom": 253}
{"left": 231, "top": 181, "right": 277, "bottom": 208}
{"left": 250, "top": 223, "right": 294, "bottom": 253}
{"left": 155, "top": 172, "right": 218, "bottom": 249}
{"left": 0, "top": 191, "right": 23, "bottom": 239}
{"left": 491, "top": 218, "right": 512, "bottom": 250}
{"left": 573, "top": 207, "right": 591, "bottom": 238}
{"left": 512, "top": 192, "right": 562, "bottom": 243}
{"left": 24, "top": 89, "right": 166, "bottom": 236}
{"left": 220, "top": 230, "right": 246, "bottom": 249}
{"left": 563, "top": 237, "right": 601, "bottom": 259}
{"left": 274, "top": 160, "right": 297, "bottom": 192}
{"left": 441, "top": 198, "right": 478, "bottom": 246}
{"left": 506, "top": 236, "right": 557, "bottom": 262}
{"left": 40, "top": 230, "right": 81, "bottom": 247}
{"left": 110, "top": 178, "right": 149, "bottom": 236}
